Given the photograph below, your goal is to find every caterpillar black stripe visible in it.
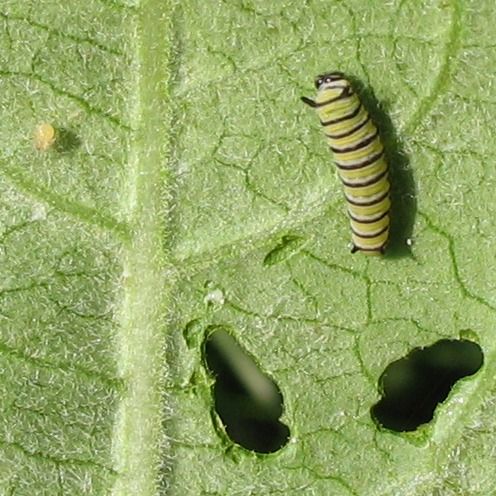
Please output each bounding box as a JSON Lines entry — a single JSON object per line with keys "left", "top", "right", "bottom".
{"left": 302, "top": 72, "right": 390, "bottom": 255}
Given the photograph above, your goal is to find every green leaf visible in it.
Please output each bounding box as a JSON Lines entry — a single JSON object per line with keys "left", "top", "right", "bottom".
{"left": 2, "top": 0, "right": 496, "bottom": 494}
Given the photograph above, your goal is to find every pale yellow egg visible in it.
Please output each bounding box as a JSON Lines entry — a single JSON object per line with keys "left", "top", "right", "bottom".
{"left": 34, "top": 123, "right": 56, "bottom": 151}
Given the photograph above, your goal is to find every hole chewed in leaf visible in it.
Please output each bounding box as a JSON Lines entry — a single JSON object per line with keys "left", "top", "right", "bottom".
{"left": 203, "top": 328, "right": 290, "bottom": 453}
{"left": 372, "top": 339, "right": 483, "bottom": 432}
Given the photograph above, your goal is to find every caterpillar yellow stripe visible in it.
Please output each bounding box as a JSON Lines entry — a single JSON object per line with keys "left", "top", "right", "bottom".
{"left": 302, "top": 72, "right": 390, "bottom": 255}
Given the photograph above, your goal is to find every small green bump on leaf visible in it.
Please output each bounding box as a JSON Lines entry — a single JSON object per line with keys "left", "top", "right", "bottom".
{"left": 220, "top": 443, "right": 243, "bottom": 463}
{"left": 263, "top": 234, "right": 306, "bottom": 266}
{"left": 203, "top": 281, "right": 225, "bottom": 307}
{"left": 187, "top": 369, "right": 205, "bottom": 389}
{"left": 183, "top": 318, "right": 206, "bottom": 349}
{"left": 459, "top": 328, "right": 480, "bottom": 343}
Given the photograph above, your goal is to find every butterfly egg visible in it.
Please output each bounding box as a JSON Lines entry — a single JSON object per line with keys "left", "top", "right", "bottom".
{"left": 34, "top": 122, "right": 56, "bottom": 151}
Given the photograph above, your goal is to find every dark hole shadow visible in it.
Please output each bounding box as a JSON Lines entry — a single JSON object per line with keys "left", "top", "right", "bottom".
{"left": 203, "top": 328, "right": 290, "bottom": 453}
{"left": 371, "top": 339, "right": 483, "bottom": 432}
{"left": 348, "top": 76, "right": 417, "bottom": 258}
{"left": 54, "top": 128, "right": 81, "bottom": 153}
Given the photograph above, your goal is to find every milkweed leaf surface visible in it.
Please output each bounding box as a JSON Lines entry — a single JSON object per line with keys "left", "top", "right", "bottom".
{"left": 1, "top": 0, "right": 495, "bottom": 494}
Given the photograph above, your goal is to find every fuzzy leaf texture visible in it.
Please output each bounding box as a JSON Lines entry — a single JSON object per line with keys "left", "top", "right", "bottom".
{"left": 1, "top": 0, "right": 495, "bottom": 495}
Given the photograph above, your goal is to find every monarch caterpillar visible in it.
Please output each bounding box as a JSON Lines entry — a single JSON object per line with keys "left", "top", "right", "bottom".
{"left": 34, "top": 122, "right": 56, "bottom": 151}
{"left": 302, "top": 72, "right": 390, "bottom": 255}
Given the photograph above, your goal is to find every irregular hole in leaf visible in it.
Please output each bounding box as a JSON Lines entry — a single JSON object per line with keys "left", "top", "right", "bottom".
{"left": 203, "top": 328, "right": 290, "bottom": 453}
{"left": 371, "top": 339, "right": 483, "bottom": 432}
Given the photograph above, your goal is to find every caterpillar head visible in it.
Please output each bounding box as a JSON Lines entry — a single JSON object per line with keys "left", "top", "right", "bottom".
{"left": 314, "top": 72, "right": 350, "bottom": 91}
{"left": 301, "top": 72, "right": 351, "bottom": 108}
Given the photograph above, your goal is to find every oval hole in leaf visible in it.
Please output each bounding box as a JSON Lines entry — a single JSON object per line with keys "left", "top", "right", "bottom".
{"left": 371, "top": 339, "right": 483, "bottom": 432}
{"left": 203, "top": 328, "right": 290, "bottom": 453}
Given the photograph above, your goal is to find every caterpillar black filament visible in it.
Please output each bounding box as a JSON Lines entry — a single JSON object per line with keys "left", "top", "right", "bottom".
{"left": 302, "top": 72, "right": 390, "bottom": 255}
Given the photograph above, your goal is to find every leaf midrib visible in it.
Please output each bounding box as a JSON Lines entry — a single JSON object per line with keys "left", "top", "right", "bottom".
{"left": 111, "top": 1, "right": 175, "bottom": 495}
